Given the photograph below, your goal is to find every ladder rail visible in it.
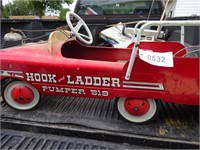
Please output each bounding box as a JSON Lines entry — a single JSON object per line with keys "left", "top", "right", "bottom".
{"left": 125, "top": 20, "right": 200, "bottom": 80}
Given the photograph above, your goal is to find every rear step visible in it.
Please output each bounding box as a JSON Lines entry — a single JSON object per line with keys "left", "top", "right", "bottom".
{"left": 1, "top": 96, "right": 199, "bottom": 149}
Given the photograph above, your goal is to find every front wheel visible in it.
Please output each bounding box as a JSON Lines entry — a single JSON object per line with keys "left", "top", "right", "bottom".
{"left": 117, "top": 98, "right": 158, "bottom": 123}
{"left": 2, "top": 80, "right": 40, "bottom": 110}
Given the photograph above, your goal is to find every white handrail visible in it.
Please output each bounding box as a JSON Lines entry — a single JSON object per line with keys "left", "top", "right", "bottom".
{"left": 131, "top": 20, "right": 149, "bottom": 41}
{"left": 125, "top": 20, "right": 200, "bottom": 80}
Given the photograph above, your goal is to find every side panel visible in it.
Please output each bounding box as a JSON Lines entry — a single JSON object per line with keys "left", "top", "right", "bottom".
{"left": 0, "top": 42, "right": 198, "bottom": 105}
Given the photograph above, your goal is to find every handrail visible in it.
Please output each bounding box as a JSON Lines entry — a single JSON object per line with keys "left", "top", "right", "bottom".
{"left": 125, "top": 20, "right": 200, "bottom": 80}
{"left": 131, "top": 20, "right": 149, "bottom": 41}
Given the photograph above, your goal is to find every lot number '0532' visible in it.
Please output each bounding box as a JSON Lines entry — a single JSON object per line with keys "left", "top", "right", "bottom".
{"left": 147, "top": 55, "right": 165, "bottom": 63}
{"left": 139, "top": 49, "right": 174, "bottom": 67}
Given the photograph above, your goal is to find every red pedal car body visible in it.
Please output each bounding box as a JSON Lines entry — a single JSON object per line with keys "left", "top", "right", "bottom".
{"left": 1, "top": 12, "right": 199, "bottom": 123}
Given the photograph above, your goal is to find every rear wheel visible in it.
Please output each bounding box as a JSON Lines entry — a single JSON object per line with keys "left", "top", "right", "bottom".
{"left": 117, "top": 98, "right": 158, "bottom": 123}
{"left": 2, "top": 80, "right": 40, "bottom": 110}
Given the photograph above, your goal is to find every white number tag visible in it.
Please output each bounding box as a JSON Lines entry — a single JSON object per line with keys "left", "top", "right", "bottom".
{"left": 139, "top": 49, "right": 174, "bottom": 67}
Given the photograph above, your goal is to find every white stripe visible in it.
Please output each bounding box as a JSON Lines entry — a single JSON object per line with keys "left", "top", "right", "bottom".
{"left": 14, "top": 75, "right": 24, "bottom": 79}
{"left": 0, "top": 70, "right": 24, "bottom": 78}
{"left": 123, "top": 81, "right": 164, "bottom": 90}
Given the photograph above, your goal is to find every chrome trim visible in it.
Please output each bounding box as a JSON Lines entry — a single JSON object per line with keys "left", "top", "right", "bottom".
{"left": 123, "top": 81, "right": 164, "bottom": 90}
{"left": 0, "top": 70, "right": 24, "bottom": 79}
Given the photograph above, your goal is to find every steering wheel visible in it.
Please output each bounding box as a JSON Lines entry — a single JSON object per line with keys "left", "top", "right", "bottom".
{"left": 66, "top": 11, "right": 93, "bottom": 45}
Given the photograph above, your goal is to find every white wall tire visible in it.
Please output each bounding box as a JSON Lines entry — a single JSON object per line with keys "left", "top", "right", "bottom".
{"left": 117, "top": 98, "right": 158, "bottom": 123}
{"left": 2, "top": 80, "right": 40, "bottom": 110}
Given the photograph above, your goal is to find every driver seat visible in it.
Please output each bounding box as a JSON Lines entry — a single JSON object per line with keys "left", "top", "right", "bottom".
{"left": 48, "top": 30, "right": 75, "bottom": 53}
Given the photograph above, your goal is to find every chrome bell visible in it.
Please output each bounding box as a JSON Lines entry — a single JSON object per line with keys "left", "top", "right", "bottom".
{"left": 4, "top": 32, "right": 23, "bottom": 41}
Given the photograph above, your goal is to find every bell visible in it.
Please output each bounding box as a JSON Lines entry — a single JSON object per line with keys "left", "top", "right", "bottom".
{"left": 4, "top": 32, "right": 22, "bottom": 41}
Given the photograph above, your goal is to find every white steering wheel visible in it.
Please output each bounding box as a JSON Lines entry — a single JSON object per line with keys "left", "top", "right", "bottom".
{"left": 66, "top": 11, "right": 93, "bottom": 45}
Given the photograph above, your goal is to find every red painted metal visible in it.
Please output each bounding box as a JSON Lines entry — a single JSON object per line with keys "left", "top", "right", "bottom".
{"left": 11, "top": 86, "right": 34, "bottom": 104}
{"left": 124, "top": 99, "right": 150, "bottom": 116}
{"left": 0, "top": 39, "right": 199, "bottom": 106}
